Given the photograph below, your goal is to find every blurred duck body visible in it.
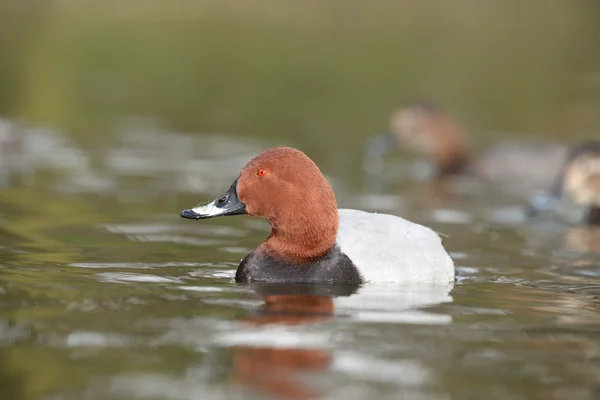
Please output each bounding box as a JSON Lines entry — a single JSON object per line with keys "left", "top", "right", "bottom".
{"left": 364, "top": 102, "right": 569, "bottom": 194}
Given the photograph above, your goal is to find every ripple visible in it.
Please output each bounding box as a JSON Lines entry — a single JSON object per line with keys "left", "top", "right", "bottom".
{"left": 449, "top": 252, "right": 469, "bottom": 260}
{"left": 430, "top": 209, "right": 473, "bottom": 224}
{"left": 332, "top": 351, "right": 431, "bottom": 385}
{"left": 89, "top": 373, "right": 236, "bottom": 400}
{"left": 347, "top": 310, "right": 452, "bottom": 325}
{"left": 484, "top": 205, "right": 528, "bottom": 224}
{"left": 188, "top": 269, "right": 236, "bottom": 279}
{"left": 70, "top": 262, "right": 209, "bottom": 269}
{"left": 126, "top": 234, "right": 228, "bottom": 246}
{"left": 218, "top": 246, "right": 252, "bottom": 254}
{"left": 149, "top": 318, "right": 238, "bottom": 348}
{"left": 65, "top": 331, "right": 135, "bottom": 347}
{"left": 95, "top": 272, "right": 181, "bottom": 284}
{"left": 177, "top": 286, "right": 225, "bottom": 292}
{"left": 214, "top": 326, "right": 332, "bottom": 349}
{"left": 102, "top": 222, "right": 246, "bottom": 237}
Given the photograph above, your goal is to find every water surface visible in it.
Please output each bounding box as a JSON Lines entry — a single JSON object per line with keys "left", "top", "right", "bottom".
{"left": 1, "top": 124, "right": 600, "bottom": 400}
{"left": 1, "top": 2, "right": 600, "bottom": 398}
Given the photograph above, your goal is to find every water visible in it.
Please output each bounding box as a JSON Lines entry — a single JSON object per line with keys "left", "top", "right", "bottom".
{"left": 1, "top": 122, "right": 600, "bottom": 400}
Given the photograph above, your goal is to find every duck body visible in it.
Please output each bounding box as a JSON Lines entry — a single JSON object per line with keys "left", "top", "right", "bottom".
{"left": 237, "top": 209, "right": 454, "bottom": 284}
{"left": 336, "top": 209, "right": 454, "bottom": 284}
{"left": 475, "top": 139, "right": 568, "bottom": 194}
{"left": 182, "top": 147, "right": 455, "bottom": 285}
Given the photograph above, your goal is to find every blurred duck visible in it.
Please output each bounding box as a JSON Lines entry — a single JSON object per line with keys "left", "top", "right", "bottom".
{"left": 528, "top": 140, "right": 600, "bottom": 225}
{"left": 364, "top": 102, "right": 568, "bottom": 193}
{"left": 365, "top": 102, "right": 470, "bottom": 177}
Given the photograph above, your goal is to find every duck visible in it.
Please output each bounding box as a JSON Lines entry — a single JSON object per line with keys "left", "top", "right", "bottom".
{"left": 181, "top": 146, "right": 454, "bottom": 284}
{"left": 364, "top": 102, "right": 568, "bottom": 193}
{"left": 364, "top": 102, "right": 470, "bottom": 178}
{"left": 528, "top": 140, "right": 600, "bottom": 225}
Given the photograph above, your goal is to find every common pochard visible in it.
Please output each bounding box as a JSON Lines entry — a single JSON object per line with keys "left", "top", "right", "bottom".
{"left": 528, "top": 140, "right": 600, "bottom": 225}
{"left": 181, "top": 147, "right": 454, "bottom": 284}
{"left": 364, "top": 102, "right": 568, "bottom": 192}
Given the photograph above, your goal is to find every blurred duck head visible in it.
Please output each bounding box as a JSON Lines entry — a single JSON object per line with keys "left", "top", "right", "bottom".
{"left": 562, "top": 142, "right": 600, "bottom": 205}
{"left": 529, "top": 140, "right": 600, "bottom": 225}
{"left": 363, "top": 102, "right": 469, "bottom": 178}
{"left": 561, "top": 141, "right": 600, "bottom": 223}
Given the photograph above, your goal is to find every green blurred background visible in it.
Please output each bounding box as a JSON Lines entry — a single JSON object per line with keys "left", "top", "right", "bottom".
{"left": 1, "top": 0, "right": 599, "bottom": 155}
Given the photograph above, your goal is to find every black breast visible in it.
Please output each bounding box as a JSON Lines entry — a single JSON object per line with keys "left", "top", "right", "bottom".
{"left": 235, "top": 245, "right": 363, "bottom": 284}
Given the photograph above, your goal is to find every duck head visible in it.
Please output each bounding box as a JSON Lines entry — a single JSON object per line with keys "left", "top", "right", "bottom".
{"left": 561, "top": 141, "right": 600, "bottom": 224}
{"left": 181, "top": 147, "right": 339, "bottom": 262}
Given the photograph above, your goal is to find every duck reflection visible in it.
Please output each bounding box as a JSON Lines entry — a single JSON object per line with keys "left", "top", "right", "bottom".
{"left": 228, "top": 283, "right": 454, "bottom": 399}
{"left": 518, "top": 221, "right": 600, "bottom": 266}
{"left": 230, "top": 284, "right": 358, "bottom": 400}
{"left": 560, "top": 221, "right": 600, "bottom": 256}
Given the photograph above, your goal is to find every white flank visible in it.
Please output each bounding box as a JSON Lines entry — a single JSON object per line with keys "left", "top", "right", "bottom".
{"left": 336, "top": 209, "right": 455, "bottom": 284}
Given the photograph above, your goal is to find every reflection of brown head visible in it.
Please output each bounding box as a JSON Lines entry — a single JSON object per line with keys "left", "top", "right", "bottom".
{"left": 233, "top": 346, "right": 330, "bottom": 400}
{"left": 232, "top": 295, "right": 334, "bottom": 400}
{"left": 390, "top": 103, "right": 470, "bottom": 176}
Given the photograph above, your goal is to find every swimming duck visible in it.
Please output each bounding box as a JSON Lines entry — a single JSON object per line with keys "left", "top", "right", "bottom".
{"left": 528, "top": 140, "right": 600, "bottom": 225}
{"left": 181, "top": 147, "right": 454, "bottom": 284}
{"left": 365, "top": 102, "right": 469, "bottom": 177}
{"left": 364, "top": 102, "right": 568, "bottom": 192}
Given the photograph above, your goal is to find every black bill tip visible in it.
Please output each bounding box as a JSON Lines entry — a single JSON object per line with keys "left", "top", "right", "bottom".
{"left": 181, "top": 209, "right": 202, "bottom": 219}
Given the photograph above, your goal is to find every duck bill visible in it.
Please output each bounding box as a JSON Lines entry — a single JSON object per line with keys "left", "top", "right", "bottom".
{"left": 181, "top": 177, "right": 246, "bottom": 220}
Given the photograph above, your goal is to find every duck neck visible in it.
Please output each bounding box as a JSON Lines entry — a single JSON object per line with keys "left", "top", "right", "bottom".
{"left": 259, "top": 209, "right": 339, "bottom": 264}
{"left": 429, "top": 122, "right": 470, "bottom": 177}
{"left": 434, "top": 143, "right": 470, "bottom": 177}
{"left": 437, "top": 151, "right": 469, "bottom": 177}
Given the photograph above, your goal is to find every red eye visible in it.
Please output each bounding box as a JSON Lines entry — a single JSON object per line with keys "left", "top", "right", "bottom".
{"left": 257, "top": 168, "right": 268, "bottom": 177}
